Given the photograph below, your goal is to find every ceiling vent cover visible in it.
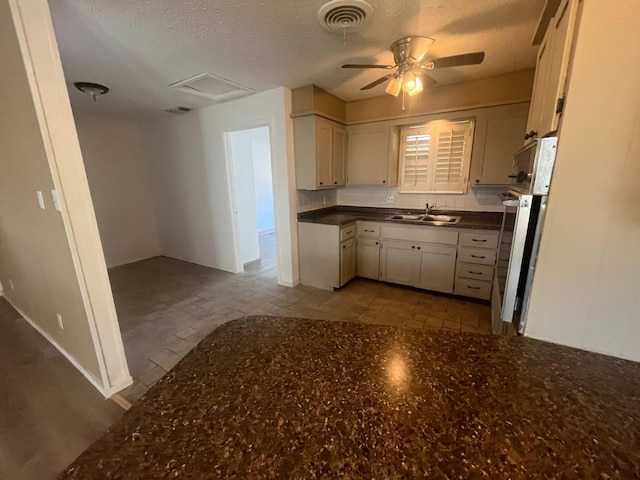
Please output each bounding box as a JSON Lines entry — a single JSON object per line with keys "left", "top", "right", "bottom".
{"left": 170, "top": 73, "right": 253, "bottom": 103}
{"left": 318, "top": 0, "right": 373, "bottom": 34}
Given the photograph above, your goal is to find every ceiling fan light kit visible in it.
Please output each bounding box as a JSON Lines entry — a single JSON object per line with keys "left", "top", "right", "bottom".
{"left": 74, "top": 82, "right": 109, "bottom": 102}
{"left": 342, "top": 36, "right": 485, "bottom": 100}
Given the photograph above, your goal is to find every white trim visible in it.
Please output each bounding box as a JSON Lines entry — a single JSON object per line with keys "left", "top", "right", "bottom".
{"left": 3, "top": 296, "right": 132, "bottom": 398}
{"left": 279, "top": 279, "right": 300, "bottom": 288}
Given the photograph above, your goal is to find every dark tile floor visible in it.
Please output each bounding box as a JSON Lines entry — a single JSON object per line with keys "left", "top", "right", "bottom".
{"left": 0, "top": 298, "right": 124, "bottom": 480}
{"left": 113, "top": 232, "right": 492, "bottom": 403}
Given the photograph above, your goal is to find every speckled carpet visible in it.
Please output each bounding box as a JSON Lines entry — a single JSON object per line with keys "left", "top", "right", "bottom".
{"left": 60, "top": 316, "right": 640, "bottom": 479}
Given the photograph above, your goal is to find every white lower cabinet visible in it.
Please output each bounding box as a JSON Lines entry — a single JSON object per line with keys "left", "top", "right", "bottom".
{"left": 380, "top": 240, "right": 456, "bottom": 294}
{"left": 340, "top": 238, "right": 356, "bottom": 285}
{"left": 300, "top": 219, "right": 498, "bottom": 299}
{"left": 417, "top": 244, "right": 457, "bottom": 293}
{"left": 356, "top": 237, "right": 380, "bottom": 280}
{"left": 380, "top": 240, "right": 419, "bottom": 286}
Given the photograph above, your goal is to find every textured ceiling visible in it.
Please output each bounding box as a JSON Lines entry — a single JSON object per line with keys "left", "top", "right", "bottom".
{"left": 49, "top": 0, "right": 544, "bottom": 121}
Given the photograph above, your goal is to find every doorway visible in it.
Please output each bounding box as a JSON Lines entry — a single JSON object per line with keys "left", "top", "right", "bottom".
{"left": 226, "top": 126, "right": 276, "bottom": 274}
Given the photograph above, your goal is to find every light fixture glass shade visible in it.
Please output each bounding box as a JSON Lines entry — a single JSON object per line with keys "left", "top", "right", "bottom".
{"left": 401, "top": 71, "right": 417, "bottom": 92}
{"left": 408, "top": 77, "right": 423, "bottom": 96}
{"left": 385, "top": 77, "right": 402, "bottom": 97}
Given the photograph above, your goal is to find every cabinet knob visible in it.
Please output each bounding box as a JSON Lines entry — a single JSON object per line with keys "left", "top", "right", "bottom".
{"left": 334, "top": 181, "right": 337, "bottom": 185}
{"left": 375, "top": 242, "right": 379, "bottom": 245}
{"left": 411, "top": 245, "right": 415, "bottom": 249}
{"left": 382, "top": 180, "right": 386, "bottom": 184}
{"left": 417, "top": 246, "right": 421, "bottom": 250}
{"left": 319, "top": 182, "right": 323, "bottom": 185}
{"left": 475, "top": 179, "right": 479, "bottom": 183}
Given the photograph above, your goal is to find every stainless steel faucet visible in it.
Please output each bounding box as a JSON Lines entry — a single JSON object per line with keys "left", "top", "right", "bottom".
{"left": 425, "top": 203, "right": 435, "bottom": 215}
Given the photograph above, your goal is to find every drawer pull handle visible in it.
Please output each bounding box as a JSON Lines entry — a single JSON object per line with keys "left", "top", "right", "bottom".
{"left": 467, "top": 285, "right": 481, "bottom": 290}
{"left": 472, "top": 239, "right": 487, "bottom": 242}
{"left": 346, "top": 230, "right": 352, "bottom": 234}
{"left": 470, "top": 255, "right": 486, "bottom": 259}
{"left": 469, "top": 271, "right": 483, "bottom": 275}
{"left": 364, "top": 229, "right": 374, "bottom": 232}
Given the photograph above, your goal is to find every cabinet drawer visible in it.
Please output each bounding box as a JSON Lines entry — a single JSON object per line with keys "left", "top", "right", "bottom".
{"left": 459, "top": 231, "right": 499, "bottom": 249}
{"left": 458, "top": 247, "right": 497, "bottom": 265}
{"left": 454, "top": 278, "right": 492, "bottom": 300}
{"left": 357, "top": 222, "right": 381, "bottom": 238}
{"left": 340, "top": 224, "right": 356, "bottom": 242}
{"left": 381, "top": 225, "right": 458, "bottom": 246}
{"left": 456, "top": 262, "right": 494, "bottom": 281}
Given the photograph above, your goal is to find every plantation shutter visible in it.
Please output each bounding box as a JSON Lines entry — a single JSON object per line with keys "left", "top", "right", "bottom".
{"left": 432, "top": 121, "right": 472, "bottom": 193}
{"left": 399, "top": 126, "right": 432, "bottom": 192}
{"left": 398, "top": 119, "right": 473, "bottom": 193}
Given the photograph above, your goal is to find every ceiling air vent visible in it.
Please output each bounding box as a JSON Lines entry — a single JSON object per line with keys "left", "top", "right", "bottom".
{"left": 165, "top": 106, "right": 192, "bottom": 114}
{"left": 318, "top": 0, "right": 373, "bottom": 34}
{"left": 170, "top": 72, "right": 253, "bottom": 103}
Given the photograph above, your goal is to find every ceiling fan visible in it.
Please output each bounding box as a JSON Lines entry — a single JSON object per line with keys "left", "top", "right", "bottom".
{"left": 342, "top": 36, "right": 485, "bottom": 97}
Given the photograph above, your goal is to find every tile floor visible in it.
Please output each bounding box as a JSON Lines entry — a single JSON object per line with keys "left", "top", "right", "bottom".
{"left": 114, "top": 232, "right": 492, "bottom": 403}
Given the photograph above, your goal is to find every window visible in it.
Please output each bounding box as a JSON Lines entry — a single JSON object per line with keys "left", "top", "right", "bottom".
{"left": 398, "top": 119, "right": 474, "bottom": 193}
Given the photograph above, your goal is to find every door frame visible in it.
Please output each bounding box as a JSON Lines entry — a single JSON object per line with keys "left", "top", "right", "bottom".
{"left": 223, "top": 122, "right": 277, "bottom": 274}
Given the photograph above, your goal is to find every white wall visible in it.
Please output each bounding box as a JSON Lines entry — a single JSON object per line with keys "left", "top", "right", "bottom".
{"left": 75, "top": 116, "right": 160, "bottom": 267}
{"left": 0, "top": 0, "right": 130, "bottom": 396}
{"left": 251, "top": 129, "right": 275, "bottom": 233}
{"left": 525, "top": 0, "right": 640, "bottom": 362}
{"left": 142, "top": 88, "right": 299, "bottom": 286}
{"left": 229, "top": 129, "right": 261, "bottom": 264}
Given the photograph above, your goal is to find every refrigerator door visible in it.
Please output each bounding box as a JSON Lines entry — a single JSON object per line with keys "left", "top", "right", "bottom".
{"left": 499, "top": 192, "right": 534, "bottom": 323}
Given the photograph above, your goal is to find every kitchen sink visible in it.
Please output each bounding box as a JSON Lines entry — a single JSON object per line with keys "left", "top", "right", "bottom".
{"left": 388, "top": 214, "right": 425, "bottom": 220}
{"left": 422, "top": 214, "right": 460, "bottom": 224}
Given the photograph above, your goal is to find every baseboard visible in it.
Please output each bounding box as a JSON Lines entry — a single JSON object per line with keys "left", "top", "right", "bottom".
{"left": 107, "top": 253, "right": 162, "bottom": 269}
{"left": 3, "top": 295, "right": 131, "bottom": 398}
{"left": 278, "top": 278, "right": 300, "bottom": 288}
{"left": 243, "top": 257, "right": 262, "bottom": 269}
{"left": 159, "top": 254, "right": 240, "bottom": 274}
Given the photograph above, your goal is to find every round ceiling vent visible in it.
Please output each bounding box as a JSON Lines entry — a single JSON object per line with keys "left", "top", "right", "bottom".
{"left": 318, "top": 0, "right": 373, "bottom": 34}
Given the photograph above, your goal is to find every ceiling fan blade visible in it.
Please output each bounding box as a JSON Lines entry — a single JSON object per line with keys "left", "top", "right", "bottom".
{"left": 432, "top": 52, "right": 485, "bottom": 69}
{"left": 342, "top": 64, "right": 395, "bottom": 69}
{"left": 361, "top": 74, "right": 394, "bottom": 90}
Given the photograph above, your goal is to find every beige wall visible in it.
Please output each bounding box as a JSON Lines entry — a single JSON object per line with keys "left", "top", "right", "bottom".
{"left": 0, "top": 0, "right": 101, "bottom": 378}
{"left": 525, "top": 0, "right": 640, "bottom": 361}
{"left": 346, "top": 69, "right": 535, "bottom": 124}
{"left": 0, "top": 0, "right": 130, "bottom": 395}
{"left": 76, "top": 116, "right": 161, "bottom": 267}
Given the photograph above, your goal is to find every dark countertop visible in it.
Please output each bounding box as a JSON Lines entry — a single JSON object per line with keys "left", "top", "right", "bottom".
{"left": 297, "top": 205, "right": 503, "bottom": 230}
{"left": 61, "top": 316, "right": 640, "bottom": 479}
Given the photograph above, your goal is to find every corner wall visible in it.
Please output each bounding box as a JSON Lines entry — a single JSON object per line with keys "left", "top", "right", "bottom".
{"left": 0, "top": 0, "right": 130, "bottom": 395}
{"left": 142, "top": 88, "right": 299, "bottom": 286}
{"left": 75, "top": 116, "right": 161, "bottom": 267}
{"left": 524, "top": 0, "right": 640, "bottom": 361}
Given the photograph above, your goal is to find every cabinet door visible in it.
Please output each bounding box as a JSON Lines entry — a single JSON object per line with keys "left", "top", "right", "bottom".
{"left": 416, "top": 244, "right": 457, "bottom": 294}
{"left": 340, "top": 238, "right": 356, "bottom": 286}
{"left": 316, "top": 120, "right": 333, "bottom": 188}
{"left": 332, "top": 126, "right": 346, "bottom": 186}
{"left": 356, "top": 237, "right": 380, "bottom": 280}
{"left": 347, "top": 125, "right": 391, "bottom": 186}
{"left": 478, "top": 114, "right": 528, "bottom": 185}
{"left": 380, "top": 240, "right": 418, "bottom": 286}
{"left": 527, "top": 0, "right": 579, "bottom": 140}
{"left": 540, "top": 0, "right": 579, "bottom": 135}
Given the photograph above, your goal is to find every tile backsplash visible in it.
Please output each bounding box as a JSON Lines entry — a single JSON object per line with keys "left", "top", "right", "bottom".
{"left": 337, "top": 186, "right": 505, "bottom": 212}
{"left": 297, "top": 189, "right": 338, "bottom": 212}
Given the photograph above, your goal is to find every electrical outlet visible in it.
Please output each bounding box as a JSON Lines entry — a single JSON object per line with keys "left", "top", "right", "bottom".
{"left": 8, "top": 279, "right": 14, "bottom": 290}
{"left": 386, "top": 195, "right": 395, "bottom": 204}
{"left": 37, "top": 191, "right": 45, "bottom": 209}
{"left": 56, "top": 314, "right": 64, "bottom": 330}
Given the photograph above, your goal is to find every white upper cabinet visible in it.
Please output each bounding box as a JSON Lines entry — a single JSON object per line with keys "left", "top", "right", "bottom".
{"left": 469, "top": 103, "right": 530, "bottom": 186}
{"left": 526, "top": 0, "right": 580, "bottom": 141}
{"left": 346, "top": 123, "right": 398, "bottom": 186}
{"left": 294, "top": 115, "right": 347, "bottom": 190}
